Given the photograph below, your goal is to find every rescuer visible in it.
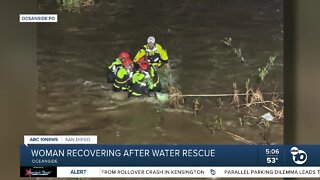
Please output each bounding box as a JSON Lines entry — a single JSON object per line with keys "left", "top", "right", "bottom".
{"left": 134, "top": 36, "right": 170, "bottom": 69}
{"left": 113, "top": 58, "right": 134, "bottom": 92}
{"left": 107, "top": 51, "right": 131, "bottom": 83}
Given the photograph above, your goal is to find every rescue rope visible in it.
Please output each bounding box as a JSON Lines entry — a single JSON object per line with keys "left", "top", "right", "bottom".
{"left": 175, "top": 92, "right": 282, "bottom": 97}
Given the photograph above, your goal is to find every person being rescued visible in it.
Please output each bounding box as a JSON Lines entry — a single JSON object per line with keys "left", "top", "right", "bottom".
{"left": 113, "top": 58, "right": 134, "bottom": 92}
{"left": 136, "top": 56, "right": 161, "bottom": 92}
{"left": 134, "top": 36, "right": 170, "bottom": 69}
{"left": 107, "top": 51, "right": 131, "bottom": 83}
{"left": 129, "top": 61, "right": 161, "bottom": 97}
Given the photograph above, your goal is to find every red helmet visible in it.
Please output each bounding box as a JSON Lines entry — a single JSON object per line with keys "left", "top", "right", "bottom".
{"left": 139, "top": 63, "right": 149, "bottom": 71}
{"left": 137, "top": 56, "right": 147, "bottom": 64}
{"left": 118, "top": 51, "right": 130, "bottom": 60}
{"left": 122, "top": 58, "right": 133, "bottom": 69}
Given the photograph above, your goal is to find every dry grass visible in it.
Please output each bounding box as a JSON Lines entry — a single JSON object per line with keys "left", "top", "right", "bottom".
{"left": 82, "top": 0, "right": 94, "bottom": 7}
{"left": 193, "top": 98, "right": 204, "bottom": 116}
{"left": 262, "top": 94, "right": 284, "bottom": 122}
{"left": 231, "top": 83, "right": 240, "bottom": 109}
{"left": 252, "top": 89, "right": 264, "bottom": 104}
{"left": 165, "top": 81, "right": 283, "bottom": 144}
{"left": 243, "top": 85, "right": 266, "bottom": 108}
{"left": 217, "top": 97, "right": 224, "bottom": 111}
{"left": 166, "top": 81, "right": 283, "bottom": 145}
{"left": 245, "top": 88, "right": 254, "bottom": 107}
{"left": 168, "top": 87, "right": 184, "bottom": 108}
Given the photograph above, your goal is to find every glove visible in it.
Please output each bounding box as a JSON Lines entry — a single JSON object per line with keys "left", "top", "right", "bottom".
{"left": 140, "top": 82, "right": 147, "bottom": 87}
{"left": 129, "top": 72, "right": 133, "bottom": 78}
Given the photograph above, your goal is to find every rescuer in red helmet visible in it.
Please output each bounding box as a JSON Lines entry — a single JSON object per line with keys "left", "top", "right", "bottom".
{"left": 113, "top": 58, "right": 134, "bottom": 92}
{"left": 128, "top": 62, "right": 161, "bottom": 97}
{"left": 107, "top": 51, "right": 131, "bottom": 83}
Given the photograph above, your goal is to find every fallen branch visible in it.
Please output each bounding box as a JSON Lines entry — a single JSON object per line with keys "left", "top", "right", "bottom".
{"left": 240, "top": 100, "right": 283, "bottom": 106}
{"left": 222, "top": 130, "right": 257, "bottom": 145}
{"left": 163, "top": 108, "right": 194, "bottom": 114}
{"left": 262, "top": 105, "right": 274, "bottom": 112}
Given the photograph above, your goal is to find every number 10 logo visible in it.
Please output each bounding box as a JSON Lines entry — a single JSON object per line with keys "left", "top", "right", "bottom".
{"left": 290, "top": 147, "right": 307, "bottom": 165}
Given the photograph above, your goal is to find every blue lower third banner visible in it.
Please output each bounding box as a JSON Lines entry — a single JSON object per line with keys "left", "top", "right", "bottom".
{"left": 21, "top": 145, "right": 256, "bottom": 166}
{"left": 20, "top": 145, "right": 320, "bottom": 178}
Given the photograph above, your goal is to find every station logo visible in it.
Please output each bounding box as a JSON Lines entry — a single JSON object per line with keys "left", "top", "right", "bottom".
{"left": 210, "top": 169, "right": 216, "bottom": 175}
{"left": 290, "top": 147, "right": 307, "bottom": 165}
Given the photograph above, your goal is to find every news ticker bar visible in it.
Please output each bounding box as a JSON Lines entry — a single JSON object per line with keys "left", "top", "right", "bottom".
{"left": 20, "top": 166, "right": 320, "bottom": 178}
{"left": 21, "top": 144, "right": 318, "bottom": 166}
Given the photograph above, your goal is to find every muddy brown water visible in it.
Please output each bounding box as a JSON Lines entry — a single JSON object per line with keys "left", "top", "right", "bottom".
{"left": 37, "top": 0, "right": 283, "bottom": 149}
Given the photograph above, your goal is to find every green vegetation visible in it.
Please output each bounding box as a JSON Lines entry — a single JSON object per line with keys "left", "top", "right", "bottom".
{"left": 221, "top": 37, "right": 245, "bottom": 63}
{"left": 57, "top": 0, "right": 94, "bottom": 12}
{"left": 209, "top": 116, "right": 223, "bottom": 135}
{"left": 258, "top": 55, "right": 277, "bottom": 82}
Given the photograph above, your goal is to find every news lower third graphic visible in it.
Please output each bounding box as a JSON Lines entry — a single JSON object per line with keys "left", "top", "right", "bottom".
{"left": 20, "top": 135, "right": 320, "bottom": 178}
{"left": 19, "top": 14, "right": 58, "bottom": 22}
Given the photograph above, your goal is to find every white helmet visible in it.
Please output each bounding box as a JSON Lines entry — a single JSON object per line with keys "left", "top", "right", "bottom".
{"left": 147, "top": 36, "right": 155, "bottom": 44}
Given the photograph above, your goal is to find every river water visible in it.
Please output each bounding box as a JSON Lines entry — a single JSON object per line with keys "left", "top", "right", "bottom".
{"left": 37, "top": 0, "right": 283, "bottom": 150}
